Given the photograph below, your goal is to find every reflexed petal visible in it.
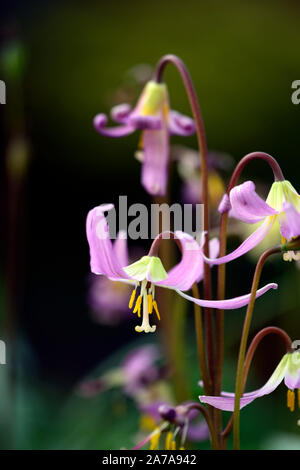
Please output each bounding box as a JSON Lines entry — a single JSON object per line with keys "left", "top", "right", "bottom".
{"left": 199, "top": 394, "right": 256, "bottom": 411}
{"left": 141, "top": 125, "right": 169, "bottom": 196}
{"left": 199, "top": 354, "right": 288, "bottom": 411}
{"left": 174, "top": 282, "right": 278, "bottom": 309}
{"left": 229, "top": 181, "right": 278, "bottom": 224}
{"left": 113, "top": 231, "right": 129, "bottom": 267}
{"left": 203, "top": 217, "right": 274, "bottom": 265}
{"left": 168, "top": 110, "right": 196, "bottom": 136}
{"left": 86, "top": 204, "right": 132, "bottom": 280}
{"left": 93, "top": 113, "right": 136, "bottom": 137}
{"left": 110, "top": 103, "right": 132, "bottom": 123}
{"left": 155, "top": 231, "right": 203, "bottom": 291}
{"left": 218, "top": 193, "right": 231, "bottom": 214}
{"left": 279, "top": 202, "right": 300, "bottom": 239}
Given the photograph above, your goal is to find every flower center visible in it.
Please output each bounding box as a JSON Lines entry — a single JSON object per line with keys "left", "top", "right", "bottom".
{"left": 128, "top": 281, "right": 160, "bottom": 333}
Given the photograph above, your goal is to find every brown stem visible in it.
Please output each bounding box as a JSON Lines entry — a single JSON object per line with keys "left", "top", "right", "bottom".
{"left": 154, "top": 54, "right": 215, "bottom": 386}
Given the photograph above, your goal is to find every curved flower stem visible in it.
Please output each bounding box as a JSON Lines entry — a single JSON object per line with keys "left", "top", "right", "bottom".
{"left": 154, "top": 54, "right": 214, "bottom": 386}
{"left": 222, "top": 326, "right": 292, "bottom": 444}
{"left": 186, "top": 403, "right": 219, "bottom": 449}
{"left": 215, "top": 151, "right": 284, "bottom": 440}
{"left": 233, "top": 245, "right": 281, "bottom": 449}
{"left": 226, "top": 152, "right": 284, "bottom": 193}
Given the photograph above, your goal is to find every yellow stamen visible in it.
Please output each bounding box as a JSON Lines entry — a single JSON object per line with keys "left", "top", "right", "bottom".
{"left": 179, "top": 446, "right": 185, "bottom": 450}
{"left": 150, "top": 428, "right": 160, "bottom": 450}
{"left": 171, "top": 440, "right": 176, "bottom": 450}
{"left": 153, "top": 300, "right": 161, "bottom": 321}
{"left": 148, "top": 294, "right": 153, "bottom": 314}
{"left": 129, "top": 289, "right": 136, "bottom": 309}
{"left": 281, "top": 236, "right": 286, "bottom": 245}
{"left": 138, "top": 133, "right": 143, "bottom": 149}
{"left": 133, "top": 295, "right": 142, "bottom": 317}
{"left": 287, "top": 389, "right": 295, "bottom": 411}
{"left": 298, "top": 389, "right": 300, "bottom": 408}
{"left": 165, "top": 431, "right": 173, "bottom": 450}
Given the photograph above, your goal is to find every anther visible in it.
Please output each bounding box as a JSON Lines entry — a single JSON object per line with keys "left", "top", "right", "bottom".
{"left": 287, "top": 389, "right": 295, "bottom": 411}
{"left": 153, "top": 300, "right": 160, "bottom": 321}
{"left": 129, "top": 289, "right": 136, "bottom": 309}
{"left": 133, "top": 295, "right": 142, "bottom": 317}
{"left": 148, "top": 294, "right": 153, "bottom": 314}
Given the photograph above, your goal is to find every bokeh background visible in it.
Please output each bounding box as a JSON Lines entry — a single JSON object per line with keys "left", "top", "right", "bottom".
{"left": 1, "top": 0, "right": 300, "bottom": 449}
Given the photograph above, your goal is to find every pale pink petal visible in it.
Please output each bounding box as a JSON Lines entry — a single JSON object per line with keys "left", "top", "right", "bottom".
{"left": 279, "top": 202, "right": 300, "bottom": 239}
{"left": 168, "top": 110, "right": 196, "bottom": 136}
{"left": 141, "top": 125, "right": 169, "bottom": 196}
{"left": 93, "top": 114, "right": 135, "bottom": 137}
{"left": 113, "top": 231, "right": 129, "bottom": 267}
{"left": 155, "top": 231, "right": 203, "bottom": 291}
{"left": 199, "top": 355, "right": 287, "bottom": 411}
{"left": 86, "top": 205, "right": 132, "bottom": 280}
{"left": 175, "top": 282, "right": 278, "bottom": 309}
{"left": 229, "top": 181, "right": 278, "bottom": 224}
{"left": 203, "top": 217, "right": 274, "bottom": 265}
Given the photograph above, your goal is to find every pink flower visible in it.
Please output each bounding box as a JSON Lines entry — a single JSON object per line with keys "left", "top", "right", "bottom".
{"left": 93, "top": 81, "right": 196, "bottom": 196}
{"left": 86, "top": 204, "right": 278, "bottom": 333}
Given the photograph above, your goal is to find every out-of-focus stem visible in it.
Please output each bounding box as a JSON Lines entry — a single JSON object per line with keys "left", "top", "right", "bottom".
{"left": 233, "top": 246, "right": 281, "bottom": 449}
{"left": 186, "top": 403, "right": 219, "bottom": 450}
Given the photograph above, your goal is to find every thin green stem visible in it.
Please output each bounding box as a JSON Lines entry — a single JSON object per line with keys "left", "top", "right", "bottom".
{"left": 233, "top": 246, "right": 281, "bottom": 449}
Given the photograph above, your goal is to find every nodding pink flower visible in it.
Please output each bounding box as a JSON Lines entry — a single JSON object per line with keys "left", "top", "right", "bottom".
{"left": 93, "top": 81, "right": 196, "bottom": 196}
{"left": 205, "top": 179, "right": 300, "bottom": 265}
{"left": 78, "top": 344, "right": 162, "bottom": 398}
{"left": 86, "top": 204, "right": 278, "bottom": 333}
{"left": 199, "top": 351, "right": 300, "bottom": 412}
